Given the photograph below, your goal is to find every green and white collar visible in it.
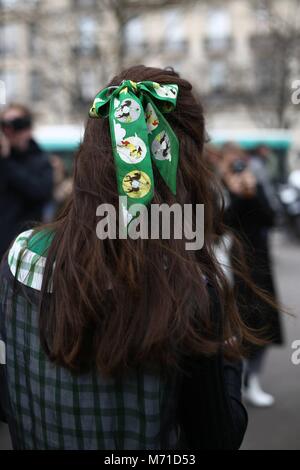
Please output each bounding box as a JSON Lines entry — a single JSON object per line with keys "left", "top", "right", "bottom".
{"left": 8, "top": 229, "right": 54, "bottom": 291}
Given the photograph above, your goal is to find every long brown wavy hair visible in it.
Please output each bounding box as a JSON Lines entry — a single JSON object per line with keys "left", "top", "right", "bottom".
{"left": 37, "top": 65, "right": 261, "bottom": 376}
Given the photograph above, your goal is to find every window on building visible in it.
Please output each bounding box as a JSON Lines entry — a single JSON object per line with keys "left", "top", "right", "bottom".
{"left": 205, "top": 8, "right": 232, "bottom": 53}
{"left": 250, "top": 35, "right": 278, "bottom": 93}
{"left": 124, "top": 16, "right": 145, "bottom": 55}
{"left": 73, "top": 0, "right": 98, "bottom": 8}
{"left": 255, "top": 2, "right": 270, "bottom": 22}
{"left": 0, "top": 24, "right": 19, "bottom": 56}
{"left": 254, "top": 2, "right": 271, "bottom": 33}
{"left": 0, "top": 0, "right": 19, "bottom": 7}
{"left": 0, "top": 70, "right": 19, "bottom": 101}
{"left": 79, "top": 68, "right": 97, "bottom": 101}
{"left": 0, "top": 0, "right": 38, "bottom": 8}
{"left": 78, "top": 16, "right": 97, "bottom": 52}
{"left": 209, "top": 60, "right": 227, "bottom": 92}
{"left": 163, "top": 8, "right": 187, "bottom": 53}
{"left": 29, "top": 23, "right": 41, "bottom": 56}
{"left": 0, "top": 79, "right": 5, "bottom": 105}
{"left": 30, "top": 70, "right": 43, "bottom": 101}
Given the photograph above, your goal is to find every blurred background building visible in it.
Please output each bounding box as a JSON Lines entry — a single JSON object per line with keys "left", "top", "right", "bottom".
{"left": 0, "top": 0, "right": 299, "bottom": 134}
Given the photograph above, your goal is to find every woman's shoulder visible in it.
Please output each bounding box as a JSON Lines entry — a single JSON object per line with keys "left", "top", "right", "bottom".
{"left": 7, "top": 228, "right": 55, "bottom": 291}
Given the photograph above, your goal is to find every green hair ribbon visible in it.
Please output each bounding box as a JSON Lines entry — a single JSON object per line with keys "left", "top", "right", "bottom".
{"left": 89, "top": 80, "right": 179, "bottom": 217}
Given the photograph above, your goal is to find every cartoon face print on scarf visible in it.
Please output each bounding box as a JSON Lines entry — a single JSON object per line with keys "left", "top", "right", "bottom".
{"left": 114, "top": 98, "right": 141, "bottom": 123}
{"left": 153, "top": 83, "right": 178, "bottom": 99}
{"left": 145, "top": 102, "right": 159, "bottom": 133}
{"left": 122, "top": 170, "right": 151, "bottom": 198}
{"left": 117, "top": 134, "right": 147, "bottom": 164}
{"left": 151, "top": 131, "right": 171, "bottom": 162}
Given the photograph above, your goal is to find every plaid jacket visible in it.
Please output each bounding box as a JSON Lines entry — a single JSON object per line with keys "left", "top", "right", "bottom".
{"left": 0, "top": 230, "right": 178, "bottom": 449}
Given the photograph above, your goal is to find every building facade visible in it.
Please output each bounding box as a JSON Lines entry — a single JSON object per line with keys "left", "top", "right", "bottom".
{"left": 0, "top": 0, "right": 299, "bottom": 135}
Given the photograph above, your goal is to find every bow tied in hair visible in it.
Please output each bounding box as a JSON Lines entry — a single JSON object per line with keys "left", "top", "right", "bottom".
{"left": 89, "top": 80, "right": 179, "bottom": 211}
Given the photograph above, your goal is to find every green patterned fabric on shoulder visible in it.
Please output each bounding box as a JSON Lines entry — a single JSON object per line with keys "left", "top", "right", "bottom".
{"left": 8, "top": 229, "right": 55, "bottom": 291}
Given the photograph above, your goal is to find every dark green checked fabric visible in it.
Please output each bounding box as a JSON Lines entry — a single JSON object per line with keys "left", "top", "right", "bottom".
{"left": 0, "top": 230, "right": 178, "bottom": 449}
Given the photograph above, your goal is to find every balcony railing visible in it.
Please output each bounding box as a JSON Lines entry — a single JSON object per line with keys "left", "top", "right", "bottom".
{"left": 72, "top": 0, "right": 98, "bottom": 9}
{"left": 124, "top": 41, "right": 150, "bottom": 57}
{"left": 72, "top": 44, "right": 100, "bottom": 58}
{"left": 203, "top": 36, "right": 234, "bottom": 54}
{"left": 159, "top": 39, "right": 189, "bottom": 55}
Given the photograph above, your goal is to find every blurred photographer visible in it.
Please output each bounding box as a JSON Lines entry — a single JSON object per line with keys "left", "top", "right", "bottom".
{"left": 220, "top": 144, "right": 283, "bottom": 408}
{"left": 219, "top": 143, "right": 256, "bottom": 200}
{"left": 0, "top": 104, "right": 53, "bottom": 259}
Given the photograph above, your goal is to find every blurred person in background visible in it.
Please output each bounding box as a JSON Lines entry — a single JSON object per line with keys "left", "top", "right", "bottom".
{"left": 220, "top": 143, "right": 284, "bottom": 408}
{"left": 248, "top": 144, "right": 281, "bottom": 214}
{"left": 250, "top": 145, "right": 279, "bottom": 186}
{"left": 0, "top": 104, "right": 53, "bottom": 259}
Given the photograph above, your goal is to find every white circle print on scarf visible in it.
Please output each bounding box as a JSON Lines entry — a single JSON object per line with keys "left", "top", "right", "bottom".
{"left": 151, "top": 131, "right": 171, "bottom": 162}
{"left": 145, "top": 102, "right": 159, "bottom": 133}
{"left": 153, "top": 83, "right": 178, "bottom": 99}
{"left": 117, "top": 134, "right": 147, "bottom": 164}
{"left": 114, "top": 99, "right": 141, "bottom": 123}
